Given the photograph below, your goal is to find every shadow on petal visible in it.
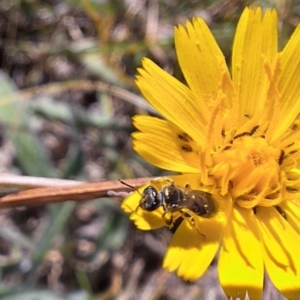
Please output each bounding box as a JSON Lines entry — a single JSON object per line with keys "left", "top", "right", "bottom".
{"left": 256, "top": 206, "right": 300, "bottom": 299}
{"left": 163, "top": 219, "right": 220, "bottom": 281}
{"left": 219, "top": 207, "right": 264, "bottom": 300}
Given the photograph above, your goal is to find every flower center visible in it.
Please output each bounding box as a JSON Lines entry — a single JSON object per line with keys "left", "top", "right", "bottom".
{"left": 211, "top": 136, "right": 284, "bottom": 208}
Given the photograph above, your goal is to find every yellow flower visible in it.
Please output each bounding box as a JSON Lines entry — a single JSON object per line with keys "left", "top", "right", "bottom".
{"left": 121, "top": 7, "right": 300, "bottom": 300}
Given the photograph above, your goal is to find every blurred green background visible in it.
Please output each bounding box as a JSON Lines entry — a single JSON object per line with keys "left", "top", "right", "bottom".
{"left": 0, "top": 0, "right": 298, "bottom": 299}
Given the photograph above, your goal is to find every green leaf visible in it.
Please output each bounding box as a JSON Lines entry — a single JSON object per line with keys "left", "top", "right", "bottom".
{"left": 0, "top": 71, "right": 56, "bottom": 176}
{"left": 0, "top": 71, "right": 23, "bottom": 127}
{"left": 10, "top": 130, "right": 56, "bottom": 177}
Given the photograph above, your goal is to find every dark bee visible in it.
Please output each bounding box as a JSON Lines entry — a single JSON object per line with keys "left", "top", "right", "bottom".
{"left": 139, "top": 179, "right": 216, "bottom": 225}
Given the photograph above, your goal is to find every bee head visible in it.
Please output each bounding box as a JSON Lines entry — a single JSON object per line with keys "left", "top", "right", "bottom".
{"left": 140, "top": 186, "right": 161, "bottom": 211}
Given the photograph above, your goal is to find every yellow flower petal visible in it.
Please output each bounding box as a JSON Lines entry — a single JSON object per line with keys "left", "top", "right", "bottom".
{"left": 132, "top": 116, "right": 202, "bottom": 173}
{"left": 121, "top": 184, "right": 166, "bottom": 230}
{"left": 162, "top": 219, "right": 219, "bottom": 281}
{"left": 133, "top": 137, "right": 200, "bottom": 173}
{"left": 256, "top": 206, "right": 300, "bottom": 299}
{"left": 275, "top": 24, "right": 300, "bottom": 139}
{"left": 135, "top": 58, "right": 208, "bottom": 141}
{"left": 174, "top": 18, "right": 228, "bottom": 105}
{"left": 280, "top": 200, "right": 300, "bottom": 235}
{"left": 163, "top": 190, "right": 231, "bottom": 281}
{"left": 218, "top": 207, "right": 264, "bottom": 300}
{"left": 169, "top": 173, "right": 203, "bottom": 187}
{"left": 232, "top": 7, "right": 278, "bottom": 122}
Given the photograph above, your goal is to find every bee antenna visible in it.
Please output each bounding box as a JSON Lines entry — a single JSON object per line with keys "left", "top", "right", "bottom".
{"left": 119, "top": 179, "right": 135, "bottom": 189}
{"left": 119, "top": 180, "right": 144, "bottom": 213}
{"left": 119, "top": 179, "right": 144, "bottom": 198}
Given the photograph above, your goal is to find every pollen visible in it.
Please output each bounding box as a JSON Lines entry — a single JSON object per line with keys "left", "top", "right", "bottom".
{"left": 211, "top": 135, "right": 283, "bottom": 208}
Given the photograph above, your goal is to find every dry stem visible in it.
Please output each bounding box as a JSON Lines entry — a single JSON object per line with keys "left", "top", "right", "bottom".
{"left": 0, "top": 176, "right": 152, "bottom": 208}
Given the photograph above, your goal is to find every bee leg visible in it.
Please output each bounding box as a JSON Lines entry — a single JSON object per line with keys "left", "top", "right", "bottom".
{"left": 184, "top": 183, "right": 191, "bottom": 193}
{"left": 180, "top": 210, "right": 206, "bottom": 238}
{"left": 180, "top": 210, "right": 195, "bottom": 225}
{"left": 163, "top": 211, "right": 173, "bottom": 225}
{"left": 165, "top": 178, "right": 174, "bottom": 186}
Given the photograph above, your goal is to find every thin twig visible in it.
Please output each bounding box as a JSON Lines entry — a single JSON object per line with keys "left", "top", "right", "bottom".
{"left": 0, "top": 177, "right": 152, "bottom": 209}
{"left": 0, "top": 174, "right": 83, "bottom": 189}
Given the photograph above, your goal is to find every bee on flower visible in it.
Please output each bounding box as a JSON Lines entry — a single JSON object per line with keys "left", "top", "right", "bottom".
{"left": 121, "top": 7, "right": 300, "bottom": 300}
